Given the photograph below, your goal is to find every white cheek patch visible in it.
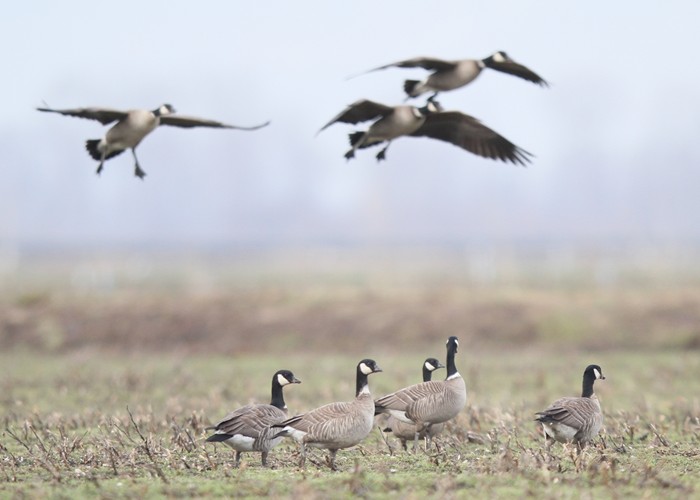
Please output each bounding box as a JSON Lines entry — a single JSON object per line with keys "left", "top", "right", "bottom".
{"left": 359, "top": 362, "right": 373, "bottom": 375}
{"left": 594, "top": 368, "right": 602, "bottom": 380}
{"left": 493, "top": 52, "right": 507, "bottom": 63}
{"left": 278, "top": 373, "right": 290, "bottom": 386}
{"left": 425, "top": 361, "right": 435, "bottom": 371}
{"left": 411, "top": 107, "right": 422, "bottom": 119}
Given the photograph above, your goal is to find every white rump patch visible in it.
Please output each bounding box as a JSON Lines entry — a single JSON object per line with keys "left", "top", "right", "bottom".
{"left": 283, "top": 426, "right": 307, "bottom": 443}
{"left": 222, "top": 434, "right": 256, "bottom": 452}
{"left": 386, "top": 409, "right": 413, "bottom": 424}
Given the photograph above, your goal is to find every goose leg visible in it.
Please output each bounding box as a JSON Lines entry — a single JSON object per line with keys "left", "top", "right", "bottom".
{"left": 96, "top": 151, "right": 106, "bottom": 176}
{"left": 327, "top": 449, "right": 338, "bottom": 471}
{"left": 299, "top": 443, "right": 306, "bottom": 468}
{"left": 131, "top": 149, "right": 147, "bottom": 179}
{"left": 376, "top": 142, "right": 391, "bottom": 161}
{"left": 261, "top": 451, "right": 268, "bottom": 467}
{"left": 235, "top": 451, "right": 242, "bottom": 467}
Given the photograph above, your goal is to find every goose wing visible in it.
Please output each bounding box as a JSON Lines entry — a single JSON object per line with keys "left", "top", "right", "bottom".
{"left": 355, "top": 57, "right": 457, "bottom": 77}
{"left": 278, "top": 401, "right": 355, "bottom": 433}
{"left": 318, "top": 100, "right": 394, "bottom": 134}
{"left": 159, "top": 115, "right": 270, "bottom": 130}
{"left": 535, "top": 397, "right": 599, "bottom": 429}
{"left": 375, "top": 380, "right": 446, "bottom": 411}
{"left": 411, "top": 111, "right": 532, "bottom": 165}
{"left": 36, "top": 106, "right": 128, "bottom": 125}
{"left": 488, "top": 59, "right": 548, "bottom": 86}
{"left": 210, "top": 404, "right": 286, "bottom": 437}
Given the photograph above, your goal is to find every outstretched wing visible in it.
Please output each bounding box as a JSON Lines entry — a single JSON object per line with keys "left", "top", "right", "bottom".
{"left": 160, "top": 115, "right": 270, "bottom": 130}
{"left": 36, "top": 106, "right": 128, "bottom": 125}
{"left": 411, "top": 112, "right": 532, "bottom": 166}
{"left": 488, "top": 60, "right": 549, "bottom": 86}
{"left": 317, "top": 100, "right": 394, "bottom": 134}
{"left": 350, "top": 57, "right": 457, "bottom": 79}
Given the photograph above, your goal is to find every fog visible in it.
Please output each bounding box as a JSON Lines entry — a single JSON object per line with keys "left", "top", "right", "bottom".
{"left": 2, "top": 1, "right": 699, "bottom": 258}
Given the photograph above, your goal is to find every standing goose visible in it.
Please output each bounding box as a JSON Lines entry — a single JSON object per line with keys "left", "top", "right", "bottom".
{"left": 535, "top": 364, "right": 606, "bottom": 451}
{"left": 319, "top": 99, "right": 531, "bottom": 165}
{"left": 383, "top": 357, "right": 445, "bottom": 451}
{"left": 37, "top": 104, "right": 270, "bottom": 179}
{"left": 374, "top": 337, "right": 467, "bottom": 452}
{"left": 355, "top": 51, "right": 548, "bottom": 99}
{"left": 272, "top": 359, "right": 382, "bottom": 471}
{"left": 206, "top": 369, "right": 301, "bottom": 467}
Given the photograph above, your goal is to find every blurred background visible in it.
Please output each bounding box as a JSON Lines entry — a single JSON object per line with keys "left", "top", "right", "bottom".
{"left": 1, "top": 1, "right": 699, "bottom": 355}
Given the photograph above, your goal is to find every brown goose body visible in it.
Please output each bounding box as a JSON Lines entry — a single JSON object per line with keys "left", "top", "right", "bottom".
{"left": 535, "top": 364, "right": 605, "bottom": 450}
{"left": 383, "top": 357, "right": 445, "bottom": 450}
{"left": 355, "top": 51, "right": 548, "bottom": 99}
{"left": 37, "top": 104, "right": 269, "bottom": 179}
{"left": 273, "top": 359, "right": 382, "bottom": 470}
{"left": 375, "top": 337, "right": 467, "bottom": 451}
{"left": 206, "top": 370, "right": 300, "bottom": 466}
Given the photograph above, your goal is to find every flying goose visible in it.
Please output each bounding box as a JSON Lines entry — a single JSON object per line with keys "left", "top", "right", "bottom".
{"left": 383, "top": 357, "right": 445, "bottom": 451}
{"left": 37, "top": 104, "right": 270, "bottom": 179}
{"left": 535, "top": 364, "right": 606, "bottom": 451}
{"left": 272, "top": 359, "right": 382, "bottom": 471}
{"left": 205, "top": 369, "right": 301, "bottom": 467}
{"left": 318, "top": 99, "right": 531, "bottom": 165}
{"left": 355, "top": 51, "right": 548, "bottom": 99}
{"left": 374, "top": 337, "right": 467, "bottom": 452}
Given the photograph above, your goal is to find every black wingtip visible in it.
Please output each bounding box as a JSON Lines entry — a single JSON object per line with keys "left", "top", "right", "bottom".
{"left": 205, "top": 433, "right": 232, "bottom": 443}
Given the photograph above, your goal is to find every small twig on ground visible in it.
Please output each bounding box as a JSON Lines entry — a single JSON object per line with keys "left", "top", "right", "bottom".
{"left": 126, "top": 406, "right": 168, "bottom": 483}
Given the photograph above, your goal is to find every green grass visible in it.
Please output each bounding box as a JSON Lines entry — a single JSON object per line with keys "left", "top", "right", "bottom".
{"left": 1, "top": 350, "right": 699, "bottom": 498}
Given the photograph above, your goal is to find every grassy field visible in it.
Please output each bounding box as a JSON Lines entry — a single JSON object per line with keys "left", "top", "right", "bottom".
{"left": 1, "top": 251, "right": 700, "bottom": 497}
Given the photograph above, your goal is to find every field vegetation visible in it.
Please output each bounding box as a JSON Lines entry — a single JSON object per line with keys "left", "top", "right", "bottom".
{"left": 1, "top": 250, "right": 699, "bottom": 497}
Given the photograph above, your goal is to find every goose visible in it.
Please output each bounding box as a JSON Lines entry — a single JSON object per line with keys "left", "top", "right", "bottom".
{"left": 37, "top": 104, "right": 270, "bottom": 179}
{"left": 383, "top": 357, "right": 445, "bottom": 451}
{"left": 205, "top": 369, "right": 300, "bottom": 467}
{"left": 354, "top": 51, "right": 548, "bottom": 99}
{"left": 272, "top": 359, "right": 382, "bottom": 471}
{"left": 535, "top": 364, "right": 605, "bottom": 451}
{"left": 318, "top": 99, "right": 531, "bottom": 165}
{"left": 374, "top": 337, "right": 467, "bottom": 452}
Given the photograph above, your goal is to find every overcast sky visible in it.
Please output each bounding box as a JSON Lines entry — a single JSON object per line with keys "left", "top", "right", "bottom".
{"left": 2, "top": 1, "right": 699, "bottom": 254}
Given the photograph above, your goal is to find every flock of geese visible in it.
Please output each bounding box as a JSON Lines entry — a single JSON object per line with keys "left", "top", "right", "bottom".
{"left": 205, "top": 337, "right": 605, "bottom": 471}
{"left": 37, "top": 51, "right": 547, "bottom": 178}
{"left": 36, "top": 50, "right": 603, "bottom": 471}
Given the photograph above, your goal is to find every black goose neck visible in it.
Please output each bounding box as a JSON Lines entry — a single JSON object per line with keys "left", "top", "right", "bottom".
{"left": 446, "top": 343, "right": 458, "bottom": 378}
{"left": 356, "top": 367, "right": 369, "bottom": 397}
{"left": 270, "top": 377, "right": 286, "bottom": 409}
{"left": 422, "top": 365, "right": 434, "bottom": 383}
{"left": 581, "top": 371, "right": 596, "bottom": 398}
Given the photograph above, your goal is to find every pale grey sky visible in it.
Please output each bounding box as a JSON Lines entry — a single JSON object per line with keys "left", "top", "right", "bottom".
{"left": 2, "top": 1, "right": 699, "bottom": 252}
